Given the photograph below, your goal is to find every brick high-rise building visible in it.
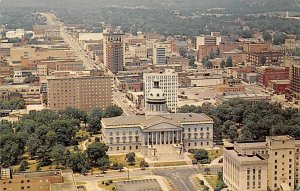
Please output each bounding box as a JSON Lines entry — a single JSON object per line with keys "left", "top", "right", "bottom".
{"left": 291, "top": 60, "right": 300, "bottom": 99}
{"left": 47, "top": 74, "right": 113, "bottom": 111}
{"left": 103, "top": 28, "right": 125, "bottom": 74}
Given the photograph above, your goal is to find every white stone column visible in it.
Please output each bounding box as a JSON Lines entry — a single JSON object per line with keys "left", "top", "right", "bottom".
{"left": 151, "top": 132, "right": 153, "bottom": 146}
{"left": 147, "top": 133, "right": 149, "bottom": 145}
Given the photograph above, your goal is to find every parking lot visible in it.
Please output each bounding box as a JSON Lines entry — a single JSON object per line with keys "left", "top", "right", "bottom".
{"left": 115, "top": 179, "right": 163, "bottom": 191}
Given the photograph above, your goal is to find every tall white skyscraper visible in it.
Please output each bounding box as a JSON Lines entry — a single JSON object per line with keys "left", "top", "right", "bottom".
{"left": 143, "top": 69, "right": 178, "bottom": 112}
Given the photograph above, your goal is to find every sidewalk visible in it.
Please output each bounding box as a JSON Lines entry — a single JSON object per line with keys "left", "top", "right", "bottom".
{"left": 195, "top": 174, "right": 214, "bottom": 191}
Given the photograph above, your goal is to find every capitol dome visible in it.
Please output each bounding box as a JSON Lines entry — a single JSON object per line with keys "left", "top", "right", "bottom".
{"left": 146, "top": 79, "right": 168, "bottom": 115}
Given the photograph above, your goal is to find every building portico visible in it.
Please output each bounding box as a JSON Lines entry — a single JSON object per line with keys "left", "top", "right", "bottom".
{"left": 101, "top": 80, "right": 214, "bottom": 162}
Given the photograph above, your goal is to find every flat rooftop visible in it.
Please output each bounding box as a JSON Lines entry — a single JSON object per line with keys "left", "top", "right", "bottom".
{"left": 268, "top": 135, "right": 294, "bottom": 141}
{"left": 225, "top": 147, "right": 266, "bottom": 163}
{"left": 235, "top": 141, "right": 266, "bottom": 149}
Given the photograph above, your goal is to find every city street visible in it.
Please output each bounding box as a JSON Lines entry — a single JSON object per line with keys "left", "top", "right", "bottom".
{"left": 74, "top": 165, "right": 222, "bottom": 191}
{"left": 41, "top": 12, "right": 105, "bottom": 72}
{"left": 113, "top": 91, "right": 135, "bottom": 116}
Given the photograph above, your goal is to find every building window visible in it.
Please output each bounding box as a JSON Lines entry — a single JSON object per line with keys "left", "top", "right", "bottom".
{"left": 275, "top": 152, "right": 277, "bottom": 156}
{"left": 188, "top": 142, "right": 190, "bottom": 146}
{"left": 136, "top": 145, "right": 138, "bottom": 149}
{"left": 290, "top": 151, "right": 292, "bottom": 155}
{"left": 117, "top": 147, "right": 119, "bottom": 151}
{"left": 123, "top": 146, "right": 126, "bottom": 150}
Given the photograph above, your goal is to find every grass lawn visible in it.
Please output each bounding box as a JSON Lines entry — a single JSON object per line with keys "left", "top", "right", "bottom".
{"left": 76, "top": 129, "right": 90, "bottom": 138}
{"left": 207, "top": 147, "right": 223, "bottom": 161}
{"left": 204, "top": 175, "right": 218, "bottom": 188}
{"left": 187, "top": 154, "right": 195, "bottom": 160}
{"left": 109, "top": 154, "right": 143, "bottom": 169}
{"left": 153, "top": 161, "right": 187, "bottom": 167}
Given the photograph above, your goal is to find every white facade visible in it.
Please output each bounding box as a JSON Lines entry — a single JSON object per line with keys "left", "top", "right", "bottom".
{"left": 128, "top": 44, "right": 148, "bottom": 59}
{"left": 143, "top": 69, "right": 178, "bottom": 112}
{"left": 189, "top": 76, "right": 223, "bottom": 87}
{"left": 193, "top": 35, "right": 221, "bottom": 50}
{"left": 6, "top": 29, "right": 25, "bottom": 39}
{"left": 101, "top": 114, "right": 214, "bottom": 154}
{"left": 78, "top": 33, "right": 103, "bottom": 42}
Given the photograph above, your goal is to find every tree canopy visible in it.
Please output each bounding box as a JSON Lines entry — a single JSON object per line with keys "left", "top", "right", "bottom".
{"left": 179, "top": 100, "right": 300, "bottom": 142}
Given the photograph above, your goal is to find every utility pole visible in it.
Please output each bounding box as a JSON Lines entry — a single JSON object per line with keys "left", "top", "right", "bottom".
{"left": 127, "top": 168, "right": 129, "bottom": 180}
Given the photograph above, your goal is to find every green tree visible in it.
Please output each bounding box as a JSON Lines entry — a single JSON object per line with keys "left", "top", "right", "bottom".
{"left": 188, "top": 56, "right": 196, "bottom": 68}
{"left": 51, "top": 144, "right": 66, "bottom": 165}
{"left": 273, "top": 32, "right": 286, "bottom": 45}
{"left": 225, "top": 56, "right": 233, "bottom": 67}
{"left": 103, "top": 105, "right": 123, "bottom": 118}
{"left": 241, "top": 30, "right": 252, "bottom": 38}
{"left": 262, "top": 31, "right": 272, "bottom": 42}
{"left": 179, "top": 47, "right": 187, "bottom": 57}
{"left": 193, "top": 149, "right": 209, "bottom": 162}
{"left": 86, "top": 142, "right": 109, "bottom": 166}
{"left": 50, "top": 119, "right": 79, "bottom": 146}
{"left": 216, "top": 48, "right": 220, "bottom": 57}
{"left": 220, "top": 60, "right": 225, "bottom": 68}
{"left": 139, "top": 159, "right": 149, "bottom": 170}
{"left": 228, "top": 126, "right": 238, "bottom": 142}
{"left": 66, "top": 152, "right": 89, "bottom": 173}
{"left": 87, "top": 108, "right": 103, "bottom": 133}
{"left": 59, "top": 107, "right": 87, "bottom": 123}
{"left": 18, "top": 160, "right": 28, "bottom": 171}
{"left": 125, "top": 152, "right": 136, "bottom": 165}
{"left": 97, "top": 157, "right": 110, "bottom": 173}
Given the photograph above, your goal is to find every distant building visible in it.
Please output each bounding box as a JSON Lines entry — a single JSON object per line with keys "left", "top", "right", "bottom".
{"left": 47, "top": 73, "right": 113, "bottom": 111}
{"left": 167, "top": 56, "right": 189, "bottom": 71}
{"left": 33, "top": 25, "right": 60, "bottom": 37}
{"left": 44, "top": 29, "right": 61, "bottom": 39}
{"left": 103, "top": 28, "right": 125, "bottom": 74}
{"left": 78, "top": 33, "right": 103, "bottom": 42}
{"left": 215, "top": 93, "right": 271, "bottom": 105}
{"left": 192, "top": 33, "right": 221, "bottom": 50}
{"left": 269, "top": 80, "right": 291, "bottom": 94}
{"left": 257, "top": 67, "right": 289, "bottom": 87}
{"left": 5, "top": 29, "right": 25, "bottom": 39}
{"left": 143, "top": 69, "right": 178, "bottom": 112}
{"left": 243, "top": 43, "right": 270, "bottom": 53}
{"left": 247, "top": 51, "right": 285, "bottom": 67}
{"left": 0, "top": 169, "right": 76, "bottom": 191}
{"left": 291, "top": 58, "right": 300, "bottom": 99}
{"left": 128, "top": 43, "right": 148, "bottom": 59}
{"left": 0, "top": 84, "right": 41, "bottom": 105}
{"left": 153, "top": 43, "right": 167, "bottom": 65}
{"left": 224, "top": 136, "right": 300, "bottom": 191}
